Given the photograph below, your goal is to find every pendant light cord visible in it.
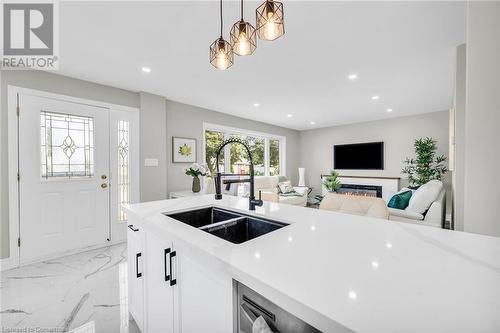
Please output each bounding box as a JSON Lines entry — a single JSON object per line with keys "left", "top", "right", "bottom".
{"left": 219, "top": 0, "right": 223, "bottom": 37}
{"left": 241, "top": 0, "right": 243, "bottom": 20}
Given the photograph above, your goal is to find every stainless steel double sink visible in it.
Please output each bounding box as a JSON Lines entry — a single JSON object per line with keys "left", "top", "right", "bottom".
{"left": 164, "top": 207, "right": 288, "bottom": 244}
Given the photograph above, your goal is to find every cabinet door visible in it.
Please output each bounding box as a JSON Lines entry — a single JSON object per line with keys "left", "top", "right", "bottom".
{"left": 145, "top": 232, "right": 176, "bottom": 333}
{"left": 175, "top": 250, "right": 233, "bottom": 333}
{"left": 127, "top": 222, "right": 144, "bottom": 331}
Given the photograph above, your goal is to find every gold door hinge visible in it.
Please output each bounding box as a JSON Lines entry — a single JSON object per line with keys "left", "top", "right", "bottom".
{"left": 17, "top": 238, "right": 21, "bottom": 247}
{"left": 16, "top": 106, "right": 20, "bottom": 116}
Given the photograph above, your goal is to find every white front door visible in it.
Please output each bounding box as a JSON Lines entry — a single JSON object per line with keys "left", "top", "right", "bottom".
{"left": 16, "top": 92, "right": 138, "bottom": 265}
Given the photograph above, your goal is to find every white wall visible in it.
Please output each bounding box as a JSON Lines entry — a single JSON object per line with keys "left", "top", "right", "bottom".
{"left": 299, "top": 111, "right": 451, "bottom": 202}
{"left": 462, "top": 1, "right": 500, "bottom": 237}
{"left": 166, "top": 100, "right": 301, "bottom": 193}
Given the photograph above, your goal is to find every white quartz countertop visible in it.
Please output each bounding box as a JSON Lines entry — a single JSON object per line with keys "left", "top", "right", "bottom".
{"left": 124, "top": 195, "right": 500, "bottom": 332}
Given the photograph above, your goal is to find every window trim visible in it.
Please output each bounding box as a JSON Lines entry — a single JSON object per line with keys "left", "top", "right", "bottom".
{"left": 203, "top": 122, "right": 286, "bottom": 177}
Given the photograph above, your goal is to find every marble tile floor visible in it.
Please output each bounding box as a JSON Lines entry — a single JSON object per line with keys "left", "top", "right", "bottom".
{"left": 0, "top": 243, "right": 141, "bottom": 333}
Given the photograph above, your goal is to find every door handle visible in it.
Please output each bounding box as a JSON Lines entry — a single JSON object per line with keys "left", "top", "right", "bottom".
{"left": 169, "top": 250, "right": 177, "bottom": 286}
{"left": 128, "top": 225, "right": 139, "bottom": 232}
{"left": 136, "top": 253, "right": 142, "bottom": 278}
{"left": 164, "top": 248, "right": 171, "bottom": 282}
{"left": 101, "top": 183, "right": 108, "bottom": 189}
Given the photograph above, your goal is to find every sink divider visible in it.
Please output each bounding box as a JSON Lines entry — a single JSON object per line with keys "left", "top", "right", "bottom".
{"left": 199, "top": 216, "right": 247, "bottom": 232}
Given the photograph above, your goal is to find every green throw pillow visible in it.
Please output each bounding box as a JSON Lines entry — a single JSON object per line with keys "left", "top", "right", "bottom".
{"left": 388, "top": 190, "right": 412, "bottom": 210}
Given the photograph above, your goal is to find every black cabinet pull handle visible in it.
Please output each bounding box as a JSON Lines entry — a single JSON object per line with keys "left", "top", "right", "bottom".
{"left": 128, "top": 225, "right": 139, "bottom": 232}
{"left": 164, "top": 248, "right": 171, "bottom": 282}
{"left": 169, "top": 250, "right": 177, "bottom": 286}
{"left": 135, "top": 253, "right": 142, "bottom": 278}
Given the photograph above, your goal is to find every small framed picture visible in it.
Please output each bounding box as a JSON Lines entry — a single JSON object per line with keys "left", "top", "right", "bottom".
{"left": 172, "top": 137, "right": 196, "bottom": 163}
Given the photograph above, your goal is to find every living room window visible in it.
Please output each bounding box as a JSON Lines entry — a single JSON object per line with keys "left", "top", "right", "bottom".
{"left": 203, "top": 123, "right": 286, "bottom": 177}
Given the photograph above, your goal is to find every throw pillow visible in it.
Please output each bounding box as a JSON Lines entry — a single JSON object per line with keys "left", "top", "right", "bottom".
{"left": 278, "top": 181, "right": 295, "bottom": 194}
{"left": 406, "top": 180, "right": 443, "bottom": 214}
{"left": 387, "top": 190, "right": 412, "bottom": 210}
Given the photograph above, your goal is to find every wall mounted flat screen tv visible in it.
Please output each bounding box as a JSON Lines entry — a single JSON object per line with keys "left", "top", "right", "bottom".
{"left": 333, "top": 142, "right": 384, "bottom": 170}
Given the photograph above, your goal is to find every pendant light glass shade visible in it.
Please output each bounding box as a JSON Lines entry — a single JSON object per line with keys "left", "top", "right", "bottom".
{"left": 230, "top": 20, "right": 257, "bottom": 56}
{"left": 210, "top": 0, "right": 233, "bottom": 70}
{"left": 210, "top": 37, "right": 233, "bottom": 70}
{"left": 256, "top": 0, "right": 284, "bottom": 41}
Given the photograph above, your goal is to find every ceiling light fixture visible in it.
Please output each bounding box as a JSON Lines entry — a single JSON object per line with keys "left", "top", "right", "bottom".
{"left": 310, "top": 121, "right": 316, "bottom": 125}
{"left": 386, "top": 108, "right": 393, "bottom": 112}
{"left": 210, "top": 0, "right": 233, "bottom": 70}
{"left": 141, "top": 67, "right": 151, "bottom": 73}
{"left": 372, "top": 95, "right": 380, "bottom": 100}
{"left": 286, "top": 114, "right": 292, "bottom": 118}
{"left": 253, "top": 103, "right": 260, "bottom": 107}
{"left": 348, "top": 74, "right": 357, "bottom": 80}
{"left": 231, "top": 0, "right": 257, "bottom": 56}
{"left": 256, "top": 0, "right": 285, "bottom": 41}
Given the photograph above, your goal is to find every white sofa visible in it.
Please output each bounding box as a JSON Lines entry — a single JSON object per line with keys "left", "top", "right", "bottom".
{"left": 388, "top": 180, "right": 446, "bottom": 228}
{"left": 246, "top": 176, "right": 308, "bottom": 206}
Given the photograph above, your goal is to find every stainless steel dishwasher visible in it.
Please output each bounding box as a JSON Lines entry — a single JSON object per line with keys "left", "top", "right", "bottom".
{"left": 234, "top": 281, "right": 322, "bottom": 333}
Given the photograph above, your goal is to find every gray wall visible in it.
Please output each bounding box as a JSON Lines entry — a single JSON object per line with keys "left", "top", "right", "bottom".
{"left": 140, "top": 92, "right": 167, "bottom": 201}
{"left": 166, "top": 100, "right": 301, "bottom": 193}
{"left": 453, "top": 44, "right": 466, "bottom": 231}
{"left": 0, "top": 70, "right": 140, "bottom": 259}
{"left": 299, "top": 111, "right": 451, "bottom": 206}
{"left": 462, "top": 1, "right": 500, "bottom": 237}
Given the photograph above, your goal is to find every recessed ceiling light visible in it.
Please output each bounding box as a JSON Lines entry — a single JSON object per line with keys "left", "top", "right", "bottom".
{"left": 371, "top": 261, "right": 379, "bottom": 269}
{"left": 348, "top": 74, "right": 357, "bottom": 80}
{"left": 141, "top": 67, "right": 151, "bottom": 73}
{"left": 372, "top": 95, "right": 380, "bottom": 100}
{"left": 386, "top": 108, "right": 393, "bottom": 113}
{"left": 287, "top": 114, "right": 293, "bottom": 118}
{"left": 348, "top": 291, "right": 357, "bottom": 300}
{"left": 310, "top": 121, "right": 316, "bottom": 125}
{"left": 253, "top": 103, "right": 260, "bottom": 107}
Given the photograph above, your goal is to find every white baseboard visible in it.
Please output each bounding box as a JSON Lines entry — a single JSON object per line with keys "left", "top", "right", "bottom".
{"left": 0, "top": 240, "right": 126, "bottom": 272}
{"left": 0, "top": 256, "right": 17, "bottom": 271}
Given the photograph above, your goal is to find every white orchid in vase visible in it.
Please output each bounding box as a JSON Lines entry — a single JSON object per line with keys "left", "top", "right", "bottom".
{"left": 184, "top": 163, "right": 209, "bottom": 193}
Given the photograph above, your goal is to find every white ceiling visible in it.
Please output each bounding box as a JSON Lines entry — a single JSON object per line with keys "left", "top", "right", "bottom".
{"left": 58, "top": 1, "right": 466, "bottom": 130}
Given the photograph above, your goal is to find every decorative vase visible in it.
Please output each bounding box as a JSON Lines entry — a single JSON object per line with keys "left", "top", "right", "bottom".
{"left": 192, "top": 176, "right": 201, "bottom": 193}
{"left": 298, "top": 168, "right": 305, "bottom": 187}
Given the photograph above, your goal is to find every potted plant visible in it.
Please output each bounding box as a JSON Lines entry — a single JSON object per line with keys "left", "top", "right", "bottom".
{"left": 184, "top": 163, "right": 209, "bottom": 193}
{"left": 402, "top": 137, "right": 448, "bottom": 188}
{"left": 323, "top": 170, "right": 341, "bottom": 193}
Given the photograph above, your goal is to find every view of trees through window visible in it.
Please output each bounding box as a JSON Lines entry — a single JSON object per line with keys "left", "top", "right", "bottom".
{"left": 205, "top": 130, "right": 225, "bottom": 175}
{"left": 269, "top": 139, "right": 280, "bottom": 176}
{"left": 204, "top": 128, "right": 282, "bottom": 177}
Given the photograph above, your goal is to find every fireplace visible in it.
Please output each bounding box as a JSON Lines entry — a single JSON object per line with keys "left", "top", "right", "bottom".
{"left": 337, "top": 184, "right": 383, "bottom": 198}
{"left": 321, "top": 175, "right": 400, "bottom": 200}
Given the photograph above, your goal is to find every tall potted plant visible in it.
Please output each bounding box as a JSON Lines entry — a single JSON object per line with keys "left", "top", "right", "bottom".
{"left": 184, "top": 163, "right": 209, "bottom": 193}
{"left": 402, "top": 137, "right": 448, "bottom": 188}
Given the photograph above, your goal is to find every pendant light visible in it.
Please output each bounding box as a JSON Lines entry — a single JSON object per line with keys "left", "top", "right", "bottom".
{"left": 210, "top": 0, "right": 233, "bottom": 70}
{"left": 230, "top": 0, "right": 257, "bottom": 56}
{"left": 256, "top": 0, "right": 284, "bottom": 41}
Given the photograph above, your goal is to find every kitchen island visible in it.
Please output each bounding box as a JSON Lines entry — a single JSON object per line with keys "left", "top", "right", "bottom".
{"left": 124, "top": 195, "right": 500, "bottom": 332}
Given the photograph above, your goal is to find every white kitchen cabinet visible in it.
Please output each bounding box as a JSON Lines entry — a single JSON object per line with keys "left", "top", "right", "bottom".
{"left": 175, "top": 248, "right": 233, "bottom": 333}
{"left": 144, "top": 232, "right": 177, "bottom": 333}
{"left": 137, "top": 229, "right": 233, "bottom": 333}
{"left": 127, "top": 221, "right": 145, "bottom": 331}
